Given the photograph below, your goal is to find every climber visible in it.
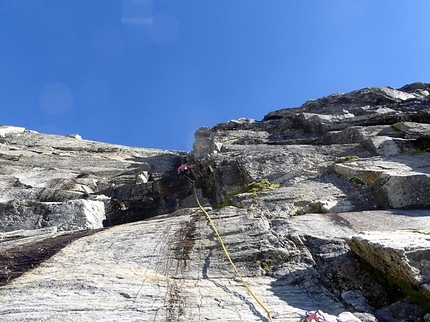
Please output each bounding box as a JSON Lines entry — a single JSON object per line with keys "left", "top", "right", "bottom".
{"left": 303, "top": 310, "right": 330, "bottom": 322}
{"left": 177, "top": 163, "right": 194, "bottom": 177}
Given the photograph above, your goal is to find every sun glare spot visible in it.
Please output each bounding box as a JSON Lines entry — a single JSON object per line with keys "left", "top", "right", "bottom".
{"left": 39, "top": 82, "right": 73, "bottom": 115}
{"left": 149, "top": 13, "right": 179, "bottom": 45}
{"left": 122, "top": 0, "right": 152, "bottom": 25}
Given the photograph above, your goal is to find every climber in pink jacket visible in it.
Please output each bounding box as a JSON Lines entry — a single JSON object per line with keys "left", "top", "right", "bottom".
{"left": 177, "top": 164, "right": 194, "bottom": 176}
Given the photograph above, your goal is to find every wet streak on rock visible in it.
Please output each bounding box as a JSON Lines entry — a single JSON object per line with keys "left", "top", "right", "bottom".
{"left": 328, "top": 213, "right": 353, "bottom": 229}
{"left": 166, "top": 279, "right": 185, "bottom": 322}
{"left": 164, "top": 216, "right": 197, "bottom": 321}
{"left": 172, "top": 217, "right": 197, "bottom": 271}
{"left": 0, "top": 229, "right": 100, "bottom": 286}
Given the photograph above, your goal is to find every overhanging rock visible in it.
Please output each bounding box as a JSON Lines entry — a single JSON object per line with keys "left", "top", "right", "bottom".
{"left": 347, "top": 231, "right": 430, "bottom": 297}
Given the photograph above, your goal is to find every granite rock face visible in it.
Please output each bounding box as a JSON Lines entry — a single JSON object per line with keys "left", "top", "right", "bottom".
{"left": 1, "top": 83, "right": 430, "bottom": 321}
{"left": 0, "top": 127, "right": 189, "bottom": 231}
{"left": 347, "top": 231, "right": 430, "bottom": 297}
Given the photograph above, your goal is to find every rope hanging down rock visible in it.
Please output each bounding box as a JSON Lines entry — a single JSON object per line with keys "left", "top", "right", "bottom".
{"left": 192, "top": 182, "right": 273, "bottom": 322}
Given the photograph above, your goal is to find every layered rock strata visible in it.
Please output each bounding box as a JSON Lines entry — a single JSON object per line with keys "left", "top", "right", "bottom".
{"left": 1, "top": 83, "right": 430, "bottom": 321}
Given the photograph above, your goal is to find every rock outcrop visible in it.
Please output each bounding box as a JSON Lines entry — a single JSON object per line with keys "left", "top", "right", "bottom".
{"left": 1, "top": 83, "right": 430, "bottom": 321}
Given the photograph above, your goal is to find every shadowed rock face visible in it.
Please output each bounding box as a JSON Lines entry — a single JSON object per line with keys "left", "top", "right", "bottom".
{"left": 1, "top": 83, "right": 430, "bottom": 321}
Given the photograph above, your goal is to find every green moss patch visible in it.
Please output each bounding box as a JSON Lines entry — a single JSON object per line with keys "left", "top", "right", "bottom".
{"left": 337, "top": 155, "right": 359, "bottom": 163}
{"left": 349, "top": 176, "right": 366, "bottom": 185}
{"left": 213, "top": 179, "right": 280, "bottom": 209}
{"left": 392, "top": 122, "right": 409, "bottom": 132}
{"left": 409, "top": 149, "right": 428, "bottom": 155}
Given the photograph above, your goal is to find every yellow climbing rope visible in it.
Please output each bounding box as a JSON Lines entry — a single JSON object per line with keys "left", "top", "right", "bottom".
{"left": 192, "top": 183, "right": 273, "bottom": 322}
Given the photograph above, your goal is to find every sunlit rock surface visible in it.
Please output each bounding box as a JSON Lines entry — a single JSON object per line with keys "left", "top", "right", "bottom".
{"left": 1, "top": 83, "right": 430, "bottom": 321}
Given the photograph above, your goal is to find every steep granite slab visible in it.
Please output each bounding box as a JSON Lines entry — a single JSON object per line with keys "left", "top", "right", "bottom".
{"left": 0, "top": 208, "right": 359, "bottom": 321}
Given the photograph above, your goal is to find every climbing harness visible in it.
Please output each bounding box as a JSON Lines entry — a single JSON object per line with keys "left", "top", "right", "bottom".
{"left": 191, "top": 182, "right": 273, "bottom": 322}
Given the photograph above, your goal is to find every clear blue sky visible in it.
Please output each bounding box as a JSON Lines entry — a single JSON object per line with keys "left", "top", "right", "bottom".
{"left": 1, "top": 1, "right": 429, "bottom": 151}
